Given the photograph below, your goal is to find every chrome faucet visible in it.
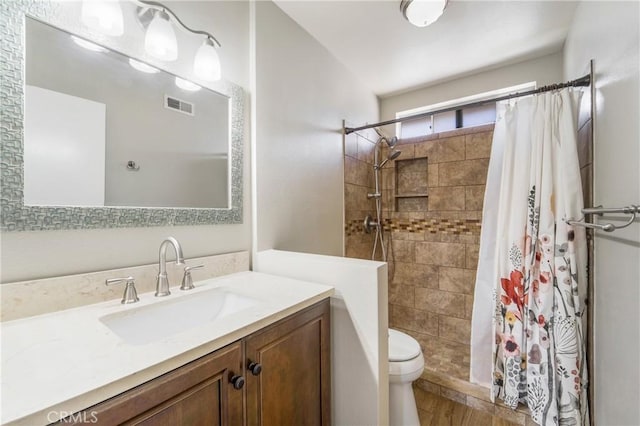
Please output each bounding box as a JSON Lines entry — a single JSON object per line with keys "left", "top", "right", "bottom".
{"left": 155, "top": 237, "right": 185, "bottom": 297}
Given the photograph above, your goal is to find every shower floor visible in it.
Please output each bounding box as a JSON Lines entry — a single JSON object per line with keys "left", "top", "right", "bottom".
{"left": 424, "top": 340, "right": 470, "bottom": 382}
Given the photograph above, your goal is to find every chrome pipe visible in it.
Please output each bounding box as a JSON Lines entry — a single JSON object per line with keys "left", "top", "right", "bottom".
{"left": 566, "top": 205, "right": 639, "bottom": 233}
{"left": 582, "top": 205, "right": 640, "bottom": 215}
{"left": 344, "top": 74, "right": 591, "bottom": 135}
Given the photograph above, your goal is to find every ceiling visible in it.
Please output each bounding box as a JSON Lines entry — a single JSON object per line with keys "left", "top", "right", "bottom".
{"left": 273, "top": 0, "right": 579, "bottom": 97}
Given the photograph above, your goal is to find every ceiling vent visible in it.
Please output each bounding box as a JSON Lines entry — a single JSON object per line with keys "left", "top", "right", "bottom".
{"left": 164, "top": 95, "right": 194, "bottom": 116}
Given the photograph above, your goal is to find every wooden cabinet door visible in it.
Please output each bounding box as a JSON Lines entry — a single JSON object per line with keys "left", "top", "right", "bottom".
{"left": 245, "top": 300, "right": 331, "bottom": 426}
{"left": 56, "top": 342, "right": 244, "bottom": 426}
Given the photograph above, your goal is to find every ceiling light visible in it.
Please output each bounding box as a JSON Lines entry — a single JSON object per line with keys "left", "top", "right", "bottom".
{"left": 80, "top": 0, "right": 124, "bottom": 36}
{"left": 144, "top": 9, "right": 178, "bottom": 61}
{"left": 175, "top": 77, "right": 201, "bottom": 92}
{"left": 71, "top": 35, "right": 108, "bottom": 52}
{"left": 400, "top": 0, "right": 447, "bottom": 27}
{"left": 193, "top": 38, "right": 222, "bottom": 82}
{"left": 129, "top": 58, "right": 160, "bottom": 74}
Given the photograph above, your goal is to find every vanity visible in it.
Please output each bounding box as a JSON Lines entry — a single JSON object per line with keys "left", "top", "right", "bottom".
{"left": 1, "top": 271, "right": 333, "bottom": 425}
{"left": 0, "top": 1, "right": 388, "bottom": 425}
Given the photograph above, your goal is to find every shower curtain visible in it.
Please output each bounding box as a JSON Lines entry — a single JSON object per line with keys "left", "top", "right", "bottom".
{"left": 470, "top": 89, "right": 589, "bottom": 425}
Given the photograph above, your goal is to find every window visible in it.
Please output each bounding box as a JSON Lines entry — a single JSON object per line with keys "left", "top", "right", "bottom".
{"left": 395, "top": 82, "right": 537, "bottom": 138}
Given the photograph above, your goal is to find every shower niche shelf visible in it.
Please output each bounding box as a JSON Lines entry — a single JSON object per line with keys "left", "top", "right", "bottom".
{"left": 394, "top": 193, "right": 429, "bottom": 198}
{"left": 394, "top": 157, "right": 429, "bottom": 212}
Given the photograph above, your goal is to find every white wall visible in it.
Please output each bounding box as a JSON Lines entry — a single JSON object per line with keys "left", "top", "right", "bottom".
{"left": 255, "top": 250, "right": 389, "bottom": 426}
{"left": 379, "top": 51, "right": 563, "bottom": 134}
{"left": 252, "top": 1, "right": 378, "bottom": 256}
{"left": 24, "top": 86, "right": 106, "bottom": 207}
{"left": 1, "top": 1, "right": 251, "bottom": 283}
{"left": 563, "top": 2, "right": 640, "bottom": 424}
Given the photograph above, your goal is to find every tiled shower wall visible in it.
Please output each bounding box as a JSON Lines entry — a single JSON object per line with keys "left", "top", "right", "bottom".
{"left": 381, "top": 125, "right": 493, "bottom": 383}
{"left": 345, "top": 124, "right": 493, "bottom": 381}
{"left": 344, "top": 129, "right": 377, "bottom": 260}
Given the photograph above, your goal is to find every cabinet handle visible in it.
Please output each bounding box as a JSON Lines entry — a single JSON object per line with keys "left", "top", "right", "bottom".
{"left": 230, "top": 374, "right": 245, "bottom": 390}
{"left": 247, "top": 361, "right": 262, "bottom": 376}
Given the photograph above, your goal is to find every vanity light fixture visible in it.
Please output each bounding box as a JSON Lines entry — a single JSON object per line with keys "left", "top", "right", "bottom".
{"left": 193, "top": 38, "right": 222, "bottom": 82}
{"left": 144, "top": 8, "right": 178, "bottom": 61}
{"left": 136, "top": 0, "right": 222, "bottom": 81}
{"left": 129, "top": 58, "right": 160, "bottom": 73}
{"left": 71, "top": 35, "right": 108, "bottom": 52}
{"left": 175, "top": 77, "right": 201, "bottom": 92}
{"left": 80, "top": 0, "right": 124, "bottom": 36}
{"left": 400, "top": 0, "right": 447, "bottom": 27}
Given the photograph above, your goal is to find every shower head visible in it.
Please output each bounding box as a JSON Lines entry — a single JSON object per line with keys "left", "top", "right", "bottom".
{"left": 377, "top": 150, "right": 402, "bottom": 169}
{"left": 374, "top": 128, "right": 398, "bottom": 148}
{"left": 388, "top": 150, "right": 401, "bottom": 161}
{"left": 376, "top": 135, "right": 399, "bottom": 148}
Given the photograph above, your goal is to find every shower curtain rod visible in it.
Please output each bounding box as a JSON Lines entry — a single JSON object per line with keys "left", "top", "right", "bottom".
{"left": 343, "top": 74, "right": 591, "bottom": 135}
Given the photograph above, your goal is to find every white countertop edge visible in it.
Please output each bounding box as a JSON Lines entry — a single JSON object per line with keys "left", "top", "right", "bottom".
{"left": 4, "top": 277, "right": 333, "bottom": 426}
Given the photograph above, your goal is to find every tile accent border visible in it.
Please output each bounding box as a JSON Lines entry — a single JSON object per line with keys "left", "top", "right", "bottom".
{"left": 345, "top": 218, "right": 481, "bottom": 237}
{"left": 0, "top": 0, "right": 244, "bottom": 231}
{"left": 1, "top": 251, "right": 250, "bottom": 321}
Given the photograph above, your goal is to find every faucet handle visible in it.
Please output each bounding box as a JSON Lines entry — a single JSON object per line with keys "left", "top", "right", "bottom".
{"left": 180, "top": 265, "right": 204, "bottom": 291}
{"left": 106, "top": 276, "right": 140, "bottom": 304}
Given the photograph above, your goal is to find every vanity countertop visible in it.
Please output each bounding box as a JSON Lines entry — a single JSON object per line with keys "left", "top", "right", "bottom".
{"left": 0, "top": 271, "right": 334, "bottom": 425}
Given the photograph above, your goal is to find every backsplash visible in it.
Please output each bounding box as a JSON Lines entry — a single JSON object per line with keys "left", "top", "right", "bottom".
{"left": 1, "top": 251, "right": 249, "bottom": 321}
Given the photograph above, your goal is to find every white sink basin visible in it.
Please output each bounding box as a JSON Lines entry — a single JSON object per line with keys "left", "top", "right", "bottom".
{"left": 100, "top": 288, "right": 259, "bottom": 345}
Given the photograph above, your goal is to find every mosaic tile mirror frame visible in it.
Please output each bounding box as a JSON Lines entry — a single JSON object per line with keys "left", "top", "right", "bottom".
{"left": 0, "top": 0, "right": 244, "bottom": 231}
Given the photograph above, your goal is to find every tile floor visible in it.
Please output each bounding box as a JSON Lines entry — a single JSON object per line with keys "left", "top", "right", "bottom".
{"left": 415, "top": 387, "right": 520, "bottom": 426}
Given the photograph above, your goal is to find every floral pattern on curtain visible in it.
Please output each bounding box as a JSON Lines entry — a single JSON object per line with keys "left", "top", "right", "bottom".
{"left": 491, "top": 91, "right": 589, "bottom": 426}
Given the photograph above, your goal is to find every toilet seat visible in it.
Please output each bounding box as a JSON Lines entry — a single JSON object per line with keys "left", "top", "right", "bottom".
{"left": 389, "top": 329, "right": 421, "bottom": 361}
{"left": 389, "top": 354, "right": 425, "bottom": 378}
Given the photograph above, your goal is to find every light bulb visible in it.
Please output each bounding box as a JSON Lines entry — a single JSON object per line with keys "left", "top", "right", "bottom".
{"left": 402, "top": 0, "right": 447, "bottom": 27}
{"left": 144, "top": 10, "right": 178, "bottom": 61}
{"left": 71, "top": 35, "right": 107, "bottom": 52}
{"left": 193, "top": 38, "right": 221, "bottom": 82}
{"left": 175, "top": 77, "right": 201, "bottom": 92}
{"left": 80, "top": 0, "right": 124, "bottom": 36}
{"left": 129, "top": 58, "right": 160, "bottom": 74}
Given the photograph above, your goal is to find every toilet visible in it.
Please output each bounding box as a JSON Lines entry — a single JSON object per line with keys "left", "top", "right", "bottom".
{"left": 388, "top": 329, "right": 425, "bottom": 426}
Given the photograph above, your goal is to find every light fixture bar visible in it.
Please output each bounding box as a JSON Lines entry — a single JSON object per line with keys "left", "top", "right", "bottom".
{"left": 135, "top": 0, "right": 221, "bottom": 47}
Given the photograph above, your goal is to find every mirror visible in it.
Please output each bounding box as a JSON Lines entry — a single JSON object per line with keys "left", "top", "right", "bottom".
{"left": 25, "top": 17, "right": 229, "bottom": 209}
{"left": 0, "top": 0, "right": 244, "bottom": 232}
